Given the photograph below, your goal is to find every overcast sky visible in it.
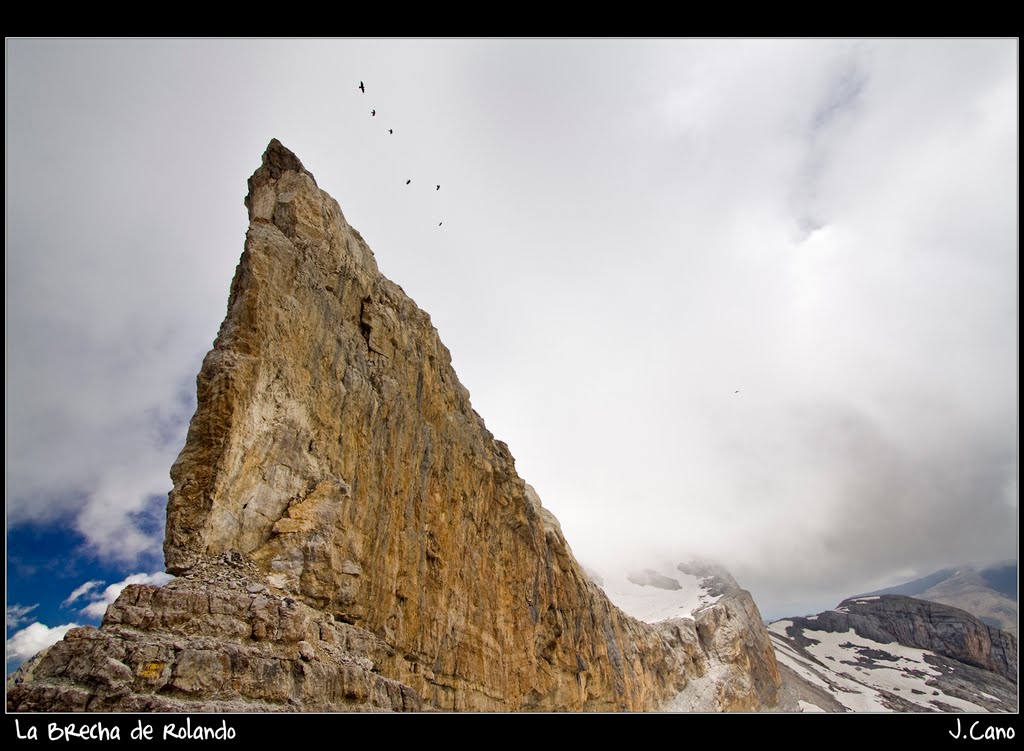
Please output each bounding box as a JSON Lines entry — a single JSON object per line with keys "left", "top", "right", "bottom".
{"left": 5, "top": 40, "right": 1017, "bottom": 661}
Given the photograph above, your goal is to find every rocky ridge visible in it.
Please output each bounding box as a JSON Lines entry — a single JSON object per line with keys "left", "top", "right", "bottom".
{"left": 771, "top": 595, "right": 1017, "bottom": 712}
{"left": 795, "top": 595, "right": 1015, "bottom": 681}
{"left": 8, "top": 555, "right": 418, "bottom": 712}
{"left": 594, "top": 560, "right": 793, "bottom": 711}
{"left": 8, "top": 140, "right": 784, "bottom": 712}
{"left": 862, "top": 564, "right": 1018, "bottom": 636}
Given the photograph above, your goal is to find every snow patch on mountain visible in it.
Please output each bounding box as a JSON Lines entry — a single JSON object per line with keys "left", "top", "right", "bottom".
{"left": 798, "top": 699, "right": 826, "bottom": 712}
{"left": 769, "top": 620, "right": 992, "bottom": 712}
{"left": 597, "top": 565, "right": 723, "bottom": 624}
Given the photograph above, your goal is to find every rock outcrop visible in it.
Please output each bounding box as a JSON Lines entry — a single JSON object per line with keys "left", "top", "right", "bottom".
{"left": 771, "top": 595, "right": 1017, "bottom": 712}
{"left": 861, "top": 564, "right": 1018, "bottom": 637}
{"left": 789, "top": 596, "right": 1016, "bottom": 682}
{"left": 8, "top": 555, "right": 419, "bottom": 712}
{"left": 594, "top": 560, "right": 791, "bottom": 711}
{"left": 8, "top": 140, "right": 784, "bottom": 712}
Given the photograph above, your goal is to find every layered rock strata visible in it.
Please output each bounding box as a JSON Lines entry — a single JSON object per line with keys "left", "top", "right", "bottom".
{"left": 771, "top": 595, "right": 1017, "bottom": 712}
{"left": 8, "top": 555, "right": 419, "bottom": 712}
{"left": 788, "top": 596, "right": 1016, "bottom": 682}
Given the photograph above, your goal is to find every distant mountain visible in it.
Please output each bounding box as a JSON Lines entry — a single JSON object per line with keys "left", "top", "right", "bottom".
{"left": 860, "top": 568, "right": 959, "bottom": 598}
{"left": 860, "top": 562, "right": 1017, "bottom": 635}
{"left": 977, "top": 561, "right": 1018, "bottom": 600}
{"left": 771, "top": 595, "right": 1017, "bottom": 713}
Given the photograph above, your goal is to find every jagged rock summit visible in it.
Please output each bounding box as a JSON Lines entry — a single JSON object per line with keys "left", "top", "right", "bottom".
{"left": 9, "top": 140, "right": 783, "bottom": 712}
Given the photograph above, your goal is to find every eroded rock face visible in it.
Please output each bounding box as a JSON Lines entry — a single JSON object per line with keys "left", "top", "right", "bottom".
{"left": 10, "top": 140, "right": 784, "bottom": 712}
{"left": 7, "top": 555, "right": 418, "bottom": 712}
{"left": 693, "top": 592, "right": 787, "bottom": 710}
{"left": 594, "top": 559, "right": 789, "bottom": 711}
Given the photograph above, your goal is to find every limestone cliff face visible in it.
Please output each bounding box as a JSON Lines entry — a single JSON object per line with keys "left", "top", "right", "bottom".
{"left": 9, "top": 140, "right": 783, "bottom": 712}
{"left": 593, "top": 560, "right": 789, "bottom": 712}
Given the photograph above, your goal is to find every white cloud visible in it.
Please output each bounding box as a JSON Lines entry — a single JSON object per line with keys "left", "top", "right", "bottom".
{"left": 79, "top": 572, "right": 174, "bottom": 620}
{"left": 6, "top": 603, "right": 39, "bottom": 629}
{"left": 6, "top": 621, "right": 80, "bottom": 665}
{"left": 61, "top": 580, "right": 105, "bottom": 607}
{"left": 72, "top": 456, "right": 177, "bottom": 563}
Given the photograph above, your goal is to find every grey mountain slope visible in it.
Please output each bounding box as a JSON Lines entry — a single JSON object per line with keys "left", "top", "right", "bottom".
{"left": 977, "top": 561, "right": 1017, "bottom": 600}
{"left": 862, "top": 563, "right": 1017, "bottom": 636}
{"left": 860, "top": 568, "right": 958, "bottom": 598}
{"left": 770, "top": 594, "right": 1017, "bottom": 713}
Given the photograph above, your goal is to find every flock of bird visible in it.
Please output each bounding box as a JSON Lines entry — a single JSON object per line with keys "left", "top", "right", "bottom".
{"left": 358, "top": 84, "right": 744, "bottom": 396}
{"left": 360, "top": 81, "right": 443, "bottom": 226}
{"left": 359, "top": 83, "right": 740, "bottom": 397}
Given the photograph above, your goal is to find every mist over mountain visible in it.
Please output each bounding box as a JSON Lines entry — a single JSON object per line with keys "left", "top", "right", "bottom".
{"left": 860, "top": 562, "right": 1017, "bottom": 635}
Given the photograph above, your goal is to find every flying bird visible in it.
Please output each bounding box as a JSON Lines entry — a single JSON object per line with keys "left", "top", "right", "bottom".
{"left": 734, "top": 390, "right": 740, "bottom": 394}
{"left": 439, "top": 222, "right": 443, "bottom": 226}
{"left": 436, "top": 185, "right": 440, "bottom": 191}
{"left": 371, "top": 109, "right": 376, "bottom": 116}
{"left": 358, "top": 81, "right": 365, "bottom": 93}
{"left": 406, "top": 179, "right": 411, "bottom": 185}
{"left": 388, "top": 129, "right": 393, "bottom": 134}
